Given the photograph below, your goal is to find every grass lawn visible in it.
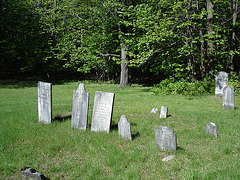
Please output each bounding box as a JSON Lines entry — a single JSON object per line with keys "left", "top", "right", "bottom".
{"left": 0, "top": 80, "right": 240, "bottom": 179}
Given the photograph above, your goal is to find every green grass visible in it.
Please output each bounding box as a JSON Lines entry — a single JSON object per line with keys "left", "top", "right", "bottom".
{"left": 0, "top": 80, "right": 240, "bottom": 179}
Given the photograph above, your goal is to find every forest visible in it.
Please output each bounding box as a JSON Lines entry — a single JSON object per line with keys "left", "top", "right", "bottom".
{"left": 1, "top": 0, "right": 239, "bottom": 87}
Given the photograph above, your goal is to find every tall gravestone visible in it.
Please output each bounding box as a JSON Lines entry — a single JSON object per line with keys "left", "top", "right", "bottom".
{"left": 215, "top": 71, "right": 228, "bottom": 97}
{"left": 38, "top": 81, "right": 52, "bottom": 124}
{"left": 71, "top": 83, "right": 89, "bottom": 130}
{"left": 223, "top": 86, "right": 234, "bottom": 110}
{"left": 155, "top": 126, "right": 177, "bottom": 151}
{"left": 160, "top": 106, "right": 168, "bottom": 118}
{"left": 118, "top": 114, "right": 132, "bottom": 141}
{"left": 206, "top": 122, "right": 217, "bottom": 138}
{"left": 91, "top": 91, "right": 115, "bottom": 133}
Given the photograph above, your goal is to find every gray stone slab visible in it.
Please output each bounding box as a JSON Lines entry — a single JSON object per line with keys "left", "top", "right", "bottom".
{"left": 206, "top": 122, "right": 217, "bottom": 138}
{"left": 160, "top": 106, "right": 168, "bottom": 118}
{"left": 118, "top": 114, "right": 132, "bottom": 141}
{"left": 215, "top": 71, "right": 228, "bottom": 97}
{"left": 38, "top": 81, "right": 52, "bottom": 124}
{"left": 21, "top": 167, "right": 48, "bottom": 180}
{"left": 71, "top": 83, "right": 89, "bottom": 130}
{"left": 91, "top": 91, "right": 115, "bottom": 133}
{"left": 155, "top": 126, "right": 177, "bottom": 151}
{"left": 223, "top": 86, "right": 234, "bottom": 110}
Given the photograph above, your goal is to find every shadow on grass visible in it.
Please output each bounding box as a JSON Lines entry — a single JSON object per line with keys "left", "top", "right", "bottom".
{"left": 176, "top": 146, "right": 185, "bottom": 152}
{"left": 53, "top": 115, "right": 71, "bottom": 123}
{"left": 132, "top": 132, "right": 140, "bottom": 140}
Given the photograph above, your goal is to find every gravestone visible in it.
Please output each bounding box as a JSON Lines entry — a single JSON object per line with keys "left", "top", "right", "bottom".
{"left": 223, "top": 86, "right": 234, "bottom": 110}
{"left": 118, "top": 114, "right": 132, "bottom": 141}
{"left": 91, "top": 91, "right": 115, "bottom": 133}
{"left": 215, "top": 71, "right": 228, "bottom": 97}
{"left": 206, "top": 122, "right": 217, "bottom": 138}
{"left": 38, "top": 81, "right": 52, "bottom": 124}
{"left": 160, "top": 106, "right": 168, "bottom": 118}
{"left": 71, "top": 83, "right": 89, "bottom": 130}
{"left": 155, "top": 126, "right": 177, "bottom": 151}
{"left": 151, "top": 107, "right": 158, "bottom": 113}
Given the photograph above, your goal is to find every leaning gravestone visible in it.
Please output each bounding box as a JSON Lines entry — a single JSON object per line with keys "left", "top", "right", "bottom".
{"left": 215, "top": 71, "right": 228, "bottom": 97}
{"left": 223, "top": 86, "right": 234, "bottom": 110}
{"left": 155, "top": 126, "right": 177, "bottom": 151}
{"left": 71, "top": 83, "right": 89, "bottom": 130}
{"left": 38, "top": 81, "right": 52, "bottom": 124}
{"left": 160, "top": 106, "right": 168, "bottom": 118}
{"left": 118, "top": 114, "right": 132, "bottom": 141}
{"left": 91, "top": 91, "right": 115, "bottom": 133}
{"left": 206, "top": 122, "right": 217, "bottom": 138}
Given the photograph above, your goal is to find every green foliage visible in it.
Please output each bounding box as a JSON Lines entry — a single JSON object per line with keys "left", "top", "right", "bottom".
{"left": 151, "top": 77, "right": 215, "bottom": 95}
{"left": 229, "top": 73, "right": 240, "bottom": 94}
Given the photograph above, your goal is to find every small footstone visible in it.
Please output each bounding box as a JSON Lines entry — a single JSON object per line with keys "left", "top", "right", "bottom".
{"left": 206, "top": 122, "right": 217, "bottom": 138}
{"left": 151, "top": 107, "right": 158, "bottom": 113}
{"left": 162, "top": 155, "right": 175, "bottom": 162}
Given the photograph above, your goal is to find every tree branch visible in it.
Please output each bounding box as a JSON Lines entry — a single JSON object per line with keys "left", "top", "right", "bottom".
{"left": 99, "top": 53, "right": 121, "bottom": 58}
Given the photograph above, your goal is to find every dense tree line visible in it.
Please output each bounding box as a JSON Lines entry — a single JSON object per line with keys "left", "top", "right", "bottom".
{"left": 1, "top": 0, "right": 239, "bottom": 86}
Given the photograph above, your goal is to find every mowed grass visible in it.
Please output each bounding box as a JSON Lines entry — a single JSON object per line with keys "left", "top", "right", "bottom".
{"left": 0, "top": 80, "right": 240, "bottom": 179}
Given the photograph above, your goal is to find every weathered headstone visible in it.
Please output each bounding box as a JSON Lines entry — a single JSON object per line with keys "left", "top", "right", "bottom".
{"left": 223, "top": 86, "right": 234, "bottom": 110}
{"left": 118, "top": 114, "right": 132, "bottom": 141}
{"left": 160, "top": 106, "right": 168, "bottom": 118}
{"left": 151, "top": 107, "right": 158, "bottom": 113}
{"left": 71, "top": 83, "right": 89, "bottom": 130}
{"left": 91, "top": 91, "right": 115, "bottom": 133}
{"left": 215, "top": 71, "right": 228, "bottom": 97}
{"left": 38, "top": 81, "right": 52, "bottom": 124}
{"left": 155, "top": 126, "right": 177, "bottom": 151}
{"left": 206, "top": 122, "right": 217, "bottom": 138}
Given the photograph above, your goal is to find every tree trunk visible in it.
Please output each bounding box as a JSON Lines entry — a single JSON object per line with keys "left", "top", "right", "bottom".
{"left": 206, "top": 0, "right": 214, "bottom": 77}
{"left": 230, "top": 0, "right": 239, "bottom": 74}
{"left": 119, "top": 43, "right": 129, "bottom": 88}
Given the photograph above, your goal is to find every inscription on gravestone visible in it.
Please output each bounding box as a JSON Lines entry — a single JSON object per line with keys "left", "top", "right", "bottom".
{"left": 223, "top": 86, "right": 234, "bottom": 110}
{"left": 118, "top": 114, "right": 132, "bottom": 141}
{"left": 91, "top": 91, "right": 114, "bottom": 133}
{"left": 160, "top": 106, "right": 168, "bottom": 118}
{"left": 38, "top": 81, "right": 52, "bottom": 124}
{"left": 215, "top": 71, "right": 228, "bottom": 97}
{"left": 71, "top": 83, "right": 89, "bottom": 130}
{"left": 155, "top": 126, "right": 177, "bottom": 151}
{"left": 206, "top": 122, "right": 217, "bottom": 138}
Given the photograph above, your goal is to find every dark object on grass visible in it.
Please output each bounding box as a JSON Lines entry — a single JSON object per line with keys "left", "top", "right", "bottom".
{"left": 21, "top": 167, "right": 49, "bottom": 180}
